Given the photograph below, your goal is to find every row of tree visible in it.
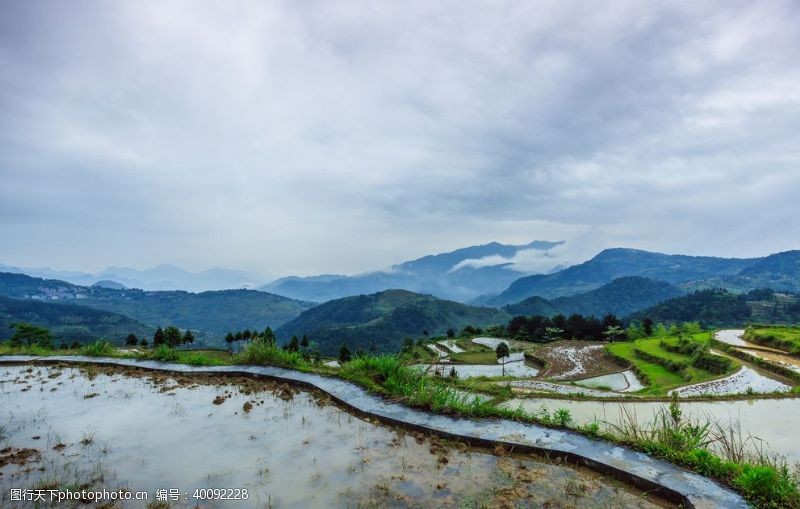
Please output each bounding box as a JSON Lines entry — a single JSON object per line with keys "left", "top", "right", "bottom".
{"left": 504, "top": 313, "right": 625, "bottom": 342}
{"left": 224, "top": 327, "right": 277, "bottom": 350}
{"left": 123, "top": 327, "right": 195, "bottom": 349}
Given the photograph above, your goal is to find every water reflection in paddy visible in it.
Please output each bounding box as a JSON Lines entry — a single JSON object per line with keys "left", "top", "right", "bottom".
{"left": 0, "top": 365, "right": 670, "bottom": 508}
{"left": 501, "top": 396, "right": 800, "bottom": 463}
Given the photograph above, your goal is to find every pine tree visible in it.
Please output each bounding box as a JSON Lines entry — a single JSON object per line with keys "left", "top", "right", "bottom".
{"left": 153, "top": 327, "right": 165, "bottom": 346}
{"left": 263, "top": 327, "right": 276, "bottom": 345}
{"left": 338, "top": 344, "right": 352, "bottom": 363}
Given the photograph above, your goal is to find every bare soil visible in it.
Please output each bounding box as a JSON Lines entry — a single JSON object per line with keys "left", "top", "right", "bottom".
{"left": 533, "top": 341, "right": 623, "bottom": 380}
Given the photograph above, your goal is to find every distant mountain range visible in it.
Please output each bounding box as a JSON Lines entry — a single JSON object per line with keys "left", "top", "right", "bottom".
{"left": 0, "top": 263, "right": 262, "bottom": 292}
{"left": 5, "top": 246, "right": 800, "bottom": 310}
{"left": 275, "top": 289, "right": 511, "bottom": 355}
{"left": 3, "top": 244, "right": 800, "bottom": 352}
{"left": 479, "top": 248, "right": 800, "bottom": 306}
{"left": 0, "top": 272, "right": 314, "bottom": 343}
{"left": 262, "top": 240, "right": 564, "bottom": 302}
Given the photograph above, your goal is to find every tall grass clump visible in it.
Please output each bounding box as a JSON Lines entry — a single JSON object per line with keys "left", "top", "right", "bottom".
{"left": 609, "top": 395, "right": 800, "bottom": 508}
{"left": 177, "top": 351, "right": 227, "bottom": 366}
{"left": 234, "top": 341, "right": 310, "bottom": 370}
{"left": 338, "top": 355, "right": 494, "bottom": 416}
{"left": 80, "top": 340, "right": 115, "bottom": 357}
{"left": 0, "top": 340, "right": 56, "bottom": 356}
{"left": 148, "top": 344, "right": 179, "bottom": 362}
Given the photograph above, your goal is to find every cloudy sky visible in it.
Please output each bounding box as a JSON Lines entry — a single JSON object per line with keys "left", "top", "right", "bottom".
{"left": 1, "top": 0, "right": 799, "bottom": 278}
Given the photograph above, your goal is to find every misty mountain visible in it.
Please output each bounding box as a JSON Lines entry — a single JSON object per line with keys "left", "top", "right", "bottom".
{"left": 679, "top": 250, "right": 800, "bottom": 294}
{"left": 261, "top": 240, "right": 564, "bottom": 302}
{"left": 482, "top": 248, "right": 760, "bottom": 305}
{"left": 0, "top": 295, "right": 153, "bottom": 344}
{"left": 0, "top": 262, "right": 263, "bottom": 292}
{"left": 505, "top": 276, "right": 683, "bottom": 318}
{"left": 275, "top": 289, "right": 512, "bottom": 355}
{"left": 0, "top": 272, "right": 314, "bottom": 339}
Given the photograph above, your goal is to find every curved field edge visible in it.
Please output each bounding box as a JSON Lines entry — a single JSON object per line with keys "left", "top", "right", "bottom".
{"left": 0, "top": 349, "right": 795, "bottom": 508}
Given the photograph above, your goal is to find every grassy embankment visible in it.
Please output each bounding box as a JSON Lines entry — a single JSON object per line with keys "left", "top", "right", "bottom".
{"left": 1, "top": 337, "right": 799, "bottom": 507}
{"left": 744, "top": 325, "right": 800, "bottom": 355}
{"left": 606, "top": 332, "right": 736, "bottom": 396}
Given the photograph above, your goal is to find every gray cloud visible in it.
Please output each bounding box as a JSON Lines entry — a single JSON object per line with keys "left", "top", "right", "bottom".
{"left": 1, "top": 0, "right": 799, "bottom": 278}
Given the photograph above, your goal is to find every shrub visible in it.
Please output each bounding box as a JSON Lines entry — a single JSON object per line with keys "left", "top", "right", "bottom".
{"left": 148, "top": 344, "right": 179, "bottom": 362}
{"left": 80, "top": 340, "right": 115, "bottom": 357}
{"left": 234, "top": 341, "right": 309, "bottom": 370}
{"left": 734, "top": 464, "right": 799, "bottom": 508}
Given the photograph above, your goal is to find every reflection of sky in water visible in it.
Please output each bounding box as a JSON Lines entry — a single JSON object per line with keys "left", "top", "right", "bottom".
{"left": 501, "top": 396, "right": 800, "bottom": 464}
{"left": 0, "top": 365, "right": 662, "bottom": 508}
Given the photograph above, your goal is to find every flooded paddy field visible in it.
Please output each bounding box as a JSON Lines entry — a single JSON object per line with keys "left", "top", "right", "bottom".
{"left": 0, "top": 364, "right": 672, "bottom": 508}
{"left": 417, "top": 361, "right": 540, "bottom": 379}
{"left": 573, "top": 371, "right": 645, "bottom": 393}
{"left": 500, "top": 396, "right": 800, "bottom": 464}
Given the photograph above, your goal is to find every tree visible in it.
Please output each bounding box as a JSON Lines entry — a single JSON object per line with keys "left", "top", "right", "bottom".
{"left": 163, "top": 326, "right": 182, "bottom": 348}
{"left": 182, "top": 329, "right": 194, "bottom": 346}
{"left": 263, "top": 327, "right": 276, "bottom": 345}
{"left": 603, "top": 325, "right": 625, "bottom": 343}
{"left": 495, "top": 342, "right": 510, "bottom": 376}
{"left": 10, "top": 323, "right": 53, "bottom": 348}
{"left": 139, "top": 338, "right": 149, "bottom": 347}
{"left": 225, "top": 333, "right": 235, "bottom": 352}
{"left": 446, "top": 328, "right": 455, "bottom": 338}
{"left": 70, "top": 340, "right": 81, "bottom": 349}
{"left": 642, "top": 318, "right": 654, "bottom": 337}
{"left": 125, "top": 333, "right": 138, "bottom": 346}
{"left": 300, "top": 335, "right": 309, "bottom": 348}
{"left": 544, "top": 327, "right": 564, "bottom": 342}
{"left": 59, "top": 342, "right": 69, "bottom": 350}
{"left": 339, "top": 344, "right": 352, "bottom": 363}
{"left": 153, "top": 327, "right": 165, "bottom": 347}
{"left": 286, "top": 335, "right": 299, "bottom": 352}
{"left": 243, "top": 329, "right": 252, "bottom": 340}
{"left": 235, "top": 331, "right": 243, "bottom": 341}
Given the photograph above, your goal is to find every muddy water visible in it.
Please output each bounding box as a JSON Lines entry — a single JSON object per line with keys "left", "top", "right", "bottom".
{"left": 714, "top": 329, "right": 800, "bottom": 376}
{"left": 0, "top": 365, "right": 670, "bottom": 508}
{"left": 737, "top": 348, "right": 800, "bottom": 373}
{"left": 501, "top": 396, "right": 800, "bottom": 464}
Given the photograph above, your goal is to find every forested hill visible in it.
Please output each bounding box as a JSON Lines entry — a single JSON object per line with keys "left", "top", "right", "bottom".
{"left": 276, "top": 289, "right": 511, "bottom": 355}
{"left": 628, "top": 288, "right": 800, "bottom": 328}
{"left": 0, "top": 272, "right": 315, "bottom": 337}
{"left": 504, "top": 277, "right": 683, "bottom": 318}
{"left": 0, "top": 295, "right": 152, "bottom": 344}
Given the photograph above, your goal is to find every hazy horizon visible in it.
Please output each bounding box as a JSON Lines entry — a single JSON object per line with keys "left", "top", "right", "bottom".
{"left": 2, "top": 1, "right": 799, "bottom": 277}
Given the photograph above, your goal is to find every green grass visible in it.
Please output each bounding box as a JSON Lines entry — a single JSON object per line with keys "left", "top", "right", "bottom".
{"left": 232, "top": 341, "right": 311, "bottom": 370}
{"left": 80, "top": 340, "right": 116, "bottom": 357}
{"left": 607, "top": 342, "right": 685, "bottom": 394}
{"left": 745, "top": 325, "right": 800, "bottom": 354}
{"left": 449, "top": 349, "right": 497, "bottom": 364}
{"left": 607, "top": 334, "right": 736, "bottom": 395}
{"left": 0, "top": 342, "right": 66, "bottom": 356}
